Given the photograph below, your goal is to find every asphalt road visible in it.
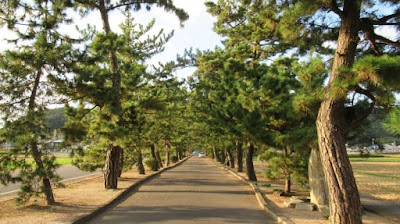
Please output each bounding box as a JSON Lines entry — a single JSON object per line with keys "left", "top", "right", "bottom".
{"left": 89, "top": 157, "right": 276, "bottom": 224}
{"left": 0, "top": 165, "right": 100, "bottom": 195}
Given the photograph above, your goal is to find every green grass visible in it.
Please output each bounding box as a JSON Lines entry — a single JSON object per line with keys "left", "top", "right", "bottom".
{"left": 349, "top": 153, "right": 400, "bottom": 162}
{"left": 55, "top": 158, "right": 73, "bottom": 165}
{"left": 348, "top": 153, "right": 384, "bottom": 158}
{"left": 1, "top": 155, "right": 73, "bottom": 168}
{"left": 355, "top": 172, "right": 400, "bottom": 180}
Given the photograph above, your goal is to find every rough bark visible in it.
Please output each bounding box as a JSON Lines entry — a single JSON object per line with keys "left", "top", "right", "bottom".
{"left": 246, "top": 142, "right": 257, "bottom": 181}
{"left": 317, "top": 1, "right": 362, "bottom": 223}
{"left": 309, "top": 147, "right": 329, "bottom": 211}
{"left": 236, "top": 141, "right": 243, "bottom": 172}
{"left": 137, "top": 150, "right": 145, "bottom": 175}
{"left": 104, "top": 145, "right": 121, "bottom": 189}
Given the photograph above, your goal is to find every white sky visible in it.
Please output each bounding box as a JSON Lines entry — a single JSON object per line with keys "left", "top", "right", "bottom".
{"left": 0, "top": 0, "right": 223, "bottom": 79}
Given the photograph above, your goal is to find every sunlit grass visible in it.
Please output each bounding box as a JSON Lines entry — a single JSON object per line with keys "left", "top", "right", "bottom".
{"left": 352, "top": 159, "right": 400, "bottom": 204}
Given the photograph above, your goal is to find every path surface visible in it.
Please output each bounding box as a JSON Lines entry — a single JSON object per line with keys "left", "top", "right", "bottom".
{"left": 0, "top": 165, "right": 100, "bottom": 195}
{"left": 89, "top": 157, "right": 275, "bottom": 224}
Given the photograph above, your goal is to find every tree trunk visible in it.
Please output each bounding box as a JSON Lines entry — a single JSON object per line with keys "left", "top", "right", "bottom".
{"left": 236, "top": 141, "right": 243, "bottom": 172}
{"left": 220, "top": 148, "right": 226, "bottom": 164}
{"left": 99, "top": 1, "right": 124, "bottom": 190}
{"left": 28, "top": 71, "right": 55, "bottom": 205}
{"left": 213, "top": 146, "right": 221, "bottom": 162}
{"left": 137, "top": 150, "right": 145, "bottom": 175}
{"left": 309, "top": 147, "right": 329, "bottom": 211}
{"left": 283, "top": 147, "right": 291, "bottom": 193}
{"left": 227, "top": 147, "right": 235, "bottom": 168}
{"left": 118, "top": 148, "right": 124, "bottom": 177}
{"left": 316, "top": 2, "right": 362, "bottom": 223}
{"left": 150, "top": 144, "right": 157, "bottom": 160}
{"left": 104, "top": 145, "right": 121, "bottom": 189}
{"left": 155, "top": 150, "right": 163, "bottom": 168}
{"left": 31, "top": 141, "right": 55, "bottom": 205}
{"left": 285, "top": 175, "right": 291, "bottom": 193}
{"left": 246, "top": 142, "right": 257, "bottom": 181}
{"left": 165, "top": 141, "right": 170, "bottom": 167}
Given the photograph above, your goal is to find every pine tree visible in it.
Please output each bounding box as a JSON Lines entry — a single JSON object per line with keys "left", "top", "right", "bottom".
{"left": 206, "top": 0, "right": 400, "bottom": 222}
{"left": 64, "top": 5, "right": 185, "bottom": 188}
{"left": 0, "top": 0, "right": 73, "bottom": 205}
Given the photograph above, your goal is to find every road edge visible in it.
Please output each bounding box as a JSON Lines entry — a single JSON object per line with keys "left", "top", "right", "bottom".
{"left": 208, "top": 159, "right": 295, "bottom": 224}
{"left": 72, "top": 156, "right": 190, "bottom": 224}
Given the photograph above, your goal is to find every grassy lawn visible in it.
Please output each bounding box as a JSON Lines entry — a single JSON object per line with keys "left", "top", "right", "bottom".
{"left": 349, "top": 153, "right": 400, "bottom": 162}
{"left": 351, "top": 154, "right": 400, "bottom": 204}
{"left": 1, "top": 152, "right": 73, "bottom": 168}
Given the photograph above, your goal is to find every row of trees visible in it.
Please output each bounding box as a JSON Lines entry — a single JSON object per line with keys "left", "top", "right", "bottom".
{"left": 1, "top": 0, "right": 400, "bottom": 224}
{"left": 190, "top": 1, "right": 400, "bottom": 224}
{"left": 0, "top": 0, "right": 192, "bottom": 205}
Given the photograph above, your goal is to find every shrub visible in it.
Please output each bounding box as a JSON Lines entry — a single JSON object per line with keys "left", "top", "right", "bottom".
{"left": 145, "top": 158, "right": 159, "bottom": 171}
{"left": 171, "top": 155, "right": 179, "bottom": 163}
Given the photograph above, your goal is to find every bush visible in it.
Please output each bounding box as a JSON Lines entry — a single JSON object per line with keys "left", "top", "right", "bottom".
{"left": 145, "top": 158, "right": 159, "bottom": 171}
{"left": 171, "top": 155, "right": 179, "bottom": 163}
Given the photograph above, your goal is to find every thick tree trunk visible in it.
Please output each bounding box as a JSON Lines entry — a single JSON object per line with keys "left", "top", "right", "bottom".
{"left": 213, "top": 146, "right": 221, "bottom": 162}
{"left": 104, "top": 145, "right": 121, "bottom": 189}
{"left": 227, "top": 147, "right": 235, "bottom": 168}
{"left": 317, "top": 2, "right": 362, "bottom": 223}
{"left": 236, "top": 141, "right": 243, "bottom": 172}
{"left": 309, "top": 147, "right": 329, "bottom": 211}
{"left": 137, "top": 150, "right": 145, "bottom": 175}
{"left": 155, "top": 150, "right": 163, "bottom": 168}
{"left": 246, "top": 142, "right": 257, "bottom": 181}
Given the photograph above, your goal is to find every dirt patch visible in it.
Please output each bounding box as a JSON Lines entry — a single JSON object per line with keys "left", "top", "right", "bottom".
{"left": 0, "top": 167, "right": 158, "bottom": 224}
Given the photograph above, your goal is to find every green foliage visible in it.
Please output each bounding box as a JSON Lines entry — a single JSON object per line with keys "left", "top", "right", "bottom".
{"left": 259, "top": 148, "right": 309, "bottom": 188}
{"left": 170, "top": 155, "right": 179, "bottom": 163}
{"left": 383, "top": 107, "right": 400, "bottom": 135}
{"left": 144, "top": 158, "right": 159, "bottom": 171}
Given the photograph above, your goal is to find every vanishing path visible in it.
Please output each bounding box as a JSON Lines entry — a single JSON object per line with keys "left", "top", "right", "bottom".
{"left": 89, "top": 157, "right": 275, "bottom": 224}
{"left": 0, "top": 165, "right": 100, "bottom": 195}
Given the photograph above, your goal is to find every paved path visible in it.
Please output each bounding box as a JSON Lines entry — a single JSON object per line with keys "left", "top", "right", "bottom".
{"left": 89, "top": 157, "right": 275, "bottom": 224}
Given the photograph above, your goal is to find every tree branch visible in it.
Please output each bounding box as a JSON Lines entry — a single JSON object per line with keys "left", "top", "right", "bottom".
{"left": 370, "top": 12, "right": 400, "bottom": 25}
{"left": 348, "top": 85, "right": 376, "bottom": 129}
{"left": 330, "top": 0, "right": 344, "bottom": 18}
